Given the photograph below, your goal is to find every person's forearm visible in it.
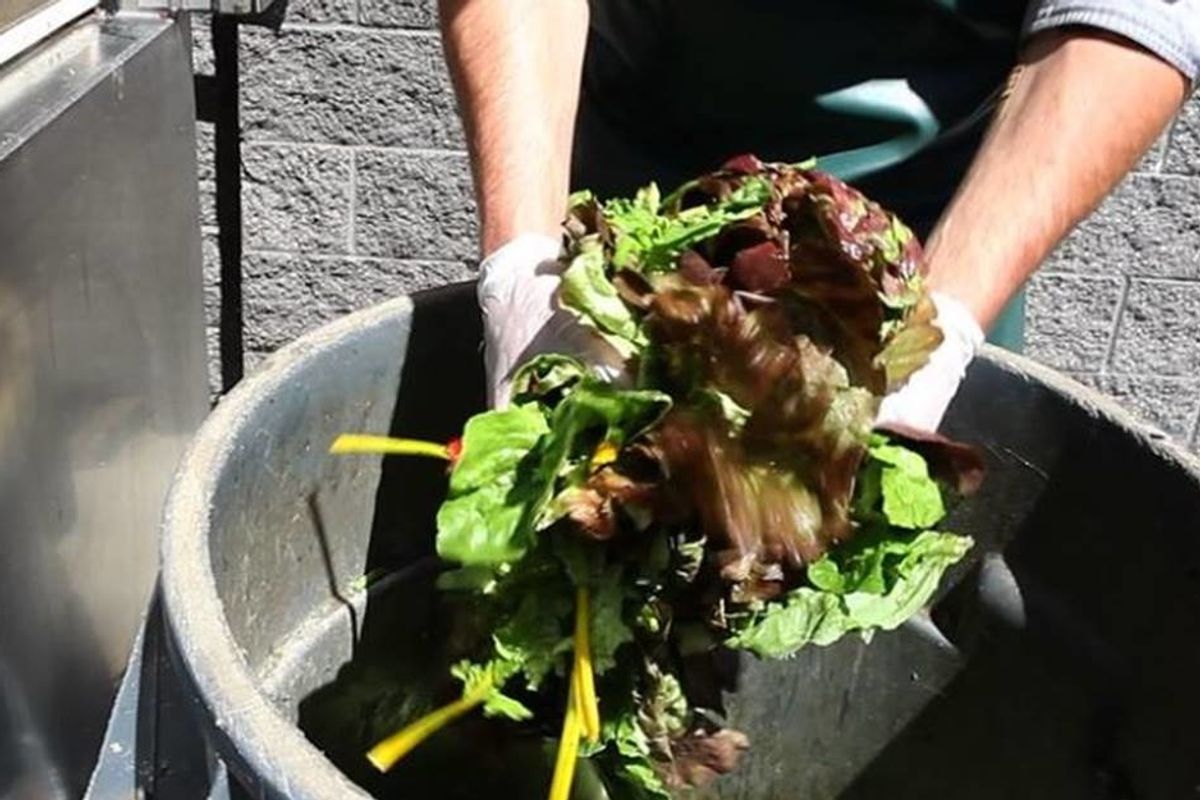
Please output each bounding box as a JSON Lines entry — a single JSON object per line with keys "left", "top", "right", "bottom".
{"left": 438, "top": 0, "right": 588, "bottom": 255}
{"left": 924, "top": 29, "right": 1189, "bottom": 328}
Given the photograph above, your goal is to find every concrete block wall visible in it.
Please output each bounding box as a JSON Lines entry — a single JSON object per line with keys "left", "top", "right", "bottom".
{"left": 1027, "top": 106, "right": 1200, "bottom": 452}
{"left": 194, "top": 5, "right": 1200, "bottom": 454}
{"left": 192, "top": 1, "right": 476, "bottom": 393}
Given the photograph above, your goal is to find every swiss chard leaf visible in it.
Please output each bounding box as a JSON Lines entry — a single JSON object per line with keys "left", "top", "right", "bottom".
{"left": 436, "top": 405, "right": 550, "bottom": 566}
{"left": 537, "top": 381, "right": 673, "bottom": 517}
{"left": 437, "top": 385, "right": 670, "bottom": 567}
{"left": 494, "top": 586, "right": 573, "bottom": 690}
{"left": 450, "top": 659, "right": 534, "bottom": 722}
{"left": 590, "top": 565, "right": 634, "bottom": 675}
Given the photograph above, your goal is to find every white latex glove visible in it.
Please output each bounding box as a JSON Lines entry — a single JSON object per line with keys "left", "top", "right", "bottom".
{"left": 876, "top": 291, "right": 985, "bottom": 432}
{"left": 478, "top": 233, "right": 625, "bottom": 407}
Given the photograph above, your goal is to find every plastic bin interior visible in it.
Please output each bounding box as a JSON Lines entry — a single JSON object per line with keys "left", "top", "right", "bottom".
{"left": 162, "top": 282, "right": 1200, "bottom": 800}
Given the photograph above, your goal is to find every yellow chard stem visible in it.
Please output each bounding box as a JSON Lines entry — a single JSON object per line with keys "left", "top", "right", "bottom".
{"left": 574, "top": 587, "right": 600, "bottom": 742}
{"left": 548, "top": 684, "right": 583, "bottom": 800}
{"left": 330, "top": 434, "right": 451, "bottom": 461}
{"left": 549, "top": 587, "right": 602, "bottom": 800}
{"left": 366, "top": 683, "right": 489, "bottom": 773}
{"left": 572, "top": 664, "right": 589, "bottom": 730}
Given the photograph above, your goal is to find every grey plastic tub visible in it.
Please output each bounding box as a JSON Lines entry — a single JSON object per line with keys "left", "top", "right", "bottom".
{"left": 161, "top": 283, "right": 1200, "bottom": 800}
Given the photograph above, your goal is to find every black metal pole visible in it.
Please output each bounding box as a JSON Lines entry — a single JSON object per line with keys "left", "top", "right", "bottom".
{"left": 211, "top": 15, "right": 244, "bottom": 392}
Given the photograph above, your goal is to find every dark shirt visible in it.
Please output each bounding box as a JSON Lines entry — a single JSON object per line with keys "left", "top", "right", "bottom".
{"left": 573, "top": 0, "right": 1031, "bottom": 234}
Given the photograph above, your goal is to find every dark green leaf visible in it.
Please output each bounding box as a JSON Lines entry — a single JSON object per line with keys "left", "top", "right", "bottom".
{"left": 510, "top": 353, "right": 591, "bottom": 408}
{"left": 590, "top": 565, "right": 634, "bottom": 674}
{"left": 538, "top": 381, "right": 673, "bottom": 511}
{"left": 494, "top": 586, "right": 573, "bottom": 689}
{"left": 450, "top": 660, "right": 534, "bottom": 722}
{"left": 608, "top": 759, "right": 670, "bottom": 800}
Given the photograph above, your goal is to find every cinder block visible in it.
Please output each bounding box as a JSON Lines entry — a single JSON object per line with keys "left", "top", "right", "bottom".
{"left": 206, "top": 326, "right": 222, "bottom": 400}
{"left": 1086, "top": 374, "right": 1200, "bottom": 441}
{"left": 354, "top": 149, "right": 478, "bottom": 260}
{"left": 284, "top": 0, "right": 356, "bottom": 24}
{"left": 359, "top": 0, "right": 437, "bottom": 29}
{"left": 197, "top": 122, "right": 216, "bottom": 228}
{"left": 190, "top": 13, "right": 214, "bottom": 74}
{"left": 240, "top": 28, "right": 464, "bottom": 149}
{"left": 1044, "top": 174, "right": 1200, "bottom": 281}
{"left": 1111, "top": 279, "right": 1200, "bottom": 377}
{"left": 202, "top": 229, "right": 223, "bottom": 397}
{"left": 316, "top": 257, "right": 474, "bottom": 310}
{"left": 1163, "top": 95, "right": 1200, "bottom": 176}
{"left": 241, "top": 251, "right": 322, "bottom": 352}
{"left": 1025, "top": 273, "right": 1124, "bottom": 372}
{"left": 202, "top": 231, "right": 221, "bottom": 329}
{"left": 242, "top": 143, "right": 352, "bottom": 253}
{"left": 242, "top": 251, "right": 474, "bottom": 353}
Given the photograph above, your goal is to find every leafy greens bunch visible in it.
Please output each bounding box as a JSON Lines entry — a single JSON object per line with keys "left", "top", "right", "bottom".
{"left": 332, "top": 155, "right": 984, "bottom": 799}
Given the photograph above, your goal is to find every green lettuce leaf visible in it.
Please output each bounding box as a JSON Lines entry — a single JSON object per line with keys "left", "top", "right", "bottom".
{"left": 604, "top": 177, "right": 772, "bottom": 272}
{"left": 728, "top": 589, "right": 848, "bottom": 656}
{"left": 568, "top": 188, "right": 596, "bottom": 208}
{"left": 560, "top": 238, "right": 647, "bottom": 358}
{"left": 838, "top": 530, "right": 973, "bottom": 629}
{"left": 729, "top": 530, "right": 972, "bottom": 658}
{"left": 436, "top": 404, "right": 550, "bottom": 566}
{"left": 869, "top": 437, "right": 946, "bottom": 529}
{"left": 806, "top": 524, "right": 911, "bottom": 596}
{"left": 435, "top": 564, "right": 499, "bottom": 593}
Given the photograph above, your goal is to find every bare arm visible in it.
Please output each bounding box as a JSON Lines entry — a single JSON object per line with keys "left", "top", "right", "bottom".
{"left": 438, "top": 0, "right": 589, "bottom": 255}
{"left": 924, "top": 29, "right": 1189, "bottom": 328}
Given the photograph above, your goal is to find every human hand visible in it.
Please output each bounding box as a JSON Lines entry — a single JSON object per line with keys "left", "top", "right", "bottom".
{"left": 477, "top": 233, "right": 625, "bottom": 407}
{"left": 876, "top": 292, "right": 985, "bottom": 432}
